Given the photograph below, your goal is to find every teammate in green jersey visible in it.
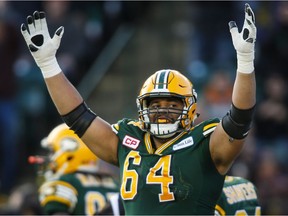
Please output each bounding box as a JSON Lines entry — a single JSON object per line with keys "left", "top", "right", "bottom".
{"left": 31, "top": 124, "right": 119, "bottom": 215}
{"left": 215, "top": 176, "right": 261, "bottom": 216}
{"left": 21, "top": 3, "right": 257, "bottom": 215}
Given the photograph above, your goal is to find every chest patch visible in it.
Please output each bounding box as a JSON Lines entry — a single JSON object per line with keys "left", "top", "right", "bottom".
{"left": 173, "top": 136, "right": 194, "bottom": 151}
{"left": 123, "top": 135, "right": 140, "bottom": 149}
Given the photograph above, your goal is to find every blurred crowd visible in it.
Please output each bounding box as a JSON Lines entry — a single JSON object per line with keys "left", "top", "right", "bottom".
{"left": 0, "top": 0, "right": 147, "bottom": 211}
{"left": 0, "top": 1, "right": 287, "bottom": 215}
{"left": 188, "top": 2, "right": 288, "bottom": 214}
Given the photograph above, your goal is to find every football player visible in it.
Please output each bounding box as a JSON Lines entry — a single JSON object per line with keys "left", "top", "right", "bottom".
{"left": 21, "top": 3, "right": 257, "bottom": 215}
{"left": 215, "top": 176, "right": 261, "bottom": 216}
{"left": 30, "top": 124, "right": 119, "bottom": 215}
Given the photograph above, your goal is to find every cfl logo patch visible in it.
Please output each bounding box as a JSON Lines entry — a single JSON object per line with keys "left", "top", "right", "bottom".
{"left": 123, "top": 135, "right": 140, "bottom": 149}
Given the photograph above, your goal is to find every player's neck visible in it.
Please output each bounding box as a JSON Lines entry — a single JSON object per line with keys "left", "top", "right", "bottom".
{"left": 152, "top": 133, "right": 179, "bottom": 149}
{"left": 152, "top": 137, "right": 167, "bottom": 149}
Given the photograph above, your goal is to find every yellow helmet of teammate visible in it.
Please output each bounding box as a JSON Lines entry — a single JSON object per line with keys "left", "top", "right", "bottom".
{"left": 136, "top": 69, "right": 198, "bottom": 138}
{"left": 41, "top": 123, "right": 98, "bottom": 178}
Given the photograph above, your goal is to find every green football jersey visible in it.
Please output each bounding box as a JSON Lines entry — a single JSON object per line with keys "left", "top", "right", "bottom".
{"left": 215, "top": 176, "right": 261, "bottom": 216}
{"left": 39, "top": 171, "right": 119, "bottom": 215}
{"left": 112, "top": 118, "right": 225, "bottom": 215}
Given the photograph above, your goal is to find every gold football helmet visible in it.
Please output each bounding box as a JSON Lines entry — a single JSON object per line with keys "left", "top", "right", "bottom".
{"left": 137, "top": 69, "right": 198, "bottom": 138}
{"left": 41, "top": 123, "right": 98, "bottom": 178}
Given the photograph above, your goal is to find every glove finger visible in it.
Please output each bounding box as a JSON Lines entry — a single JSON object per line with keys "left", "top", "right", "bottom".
{"left": 55, "top": 26, "right": 64, "bottom": 37}
{"left": 245, "top": 3, "right": 255, "bottom": 24}
{"left": 21, "top": 24, "right": 32, "bottom": 43}
{"left": 244, "top": 4, "right": 257, "bottom": 41}
{"left": 229, "top": 23, "right": 240, "bottom": 45}
{"left": 229, "top": 21, "right": 239, "bottom": 36}
{"left": 52, "top": 26, "right": 64, "bottom": 48}
{"left": 27, "top": 15, "right": 36, "bottom": 35}
{"left": 33, "top": 11, "right": 41, "bottom": 32}
{"left": 39, "top": 11, "right": 50, "bottom": 37}
{"left": 228, "top": 21, "right": 237, "bottom": 30}
{"left": 244, "top": 4, "right": 256, "bottom": 31}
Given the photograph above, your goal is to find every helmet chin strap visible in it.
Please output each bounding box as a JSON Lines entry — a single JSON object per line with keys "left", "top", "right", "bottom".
{"left": 150, "top": 121, "right": 179, "bottom": 138}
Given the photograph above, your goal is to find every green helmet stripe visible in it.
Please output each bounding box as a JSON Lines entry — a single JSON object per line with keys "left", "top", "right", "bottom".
{"left": 155, "top": 70, "right": 169, "bottom": 90}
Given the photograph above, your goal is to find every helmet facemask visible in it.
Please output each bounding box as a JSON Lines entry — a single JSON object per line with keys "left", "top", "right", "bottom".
{"left": 137, "top": 93, "right": 197, "bottom": 138}
{"left": 137, "top": 69, "right": 198, "bottom": 138}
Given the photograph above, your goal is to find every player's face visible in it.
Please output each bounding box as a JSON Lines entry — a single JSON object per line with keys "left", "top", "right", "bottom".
{"left": 148, "top": 97, "right": 184, "bottom": 124}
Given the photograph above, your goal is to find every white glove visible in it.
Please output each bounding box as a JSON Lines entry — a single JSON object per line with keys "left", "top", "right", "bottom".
{"left": 229, "top": 3, "right": 256, "bottom": 74}
{"left": 21, "top": 11, "right": 64, "bottom": 78}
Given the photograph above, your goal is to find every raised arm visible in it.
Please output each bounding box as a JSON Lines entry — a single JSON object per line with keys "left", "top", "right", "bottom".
{"left": 21, "top": 11, "right": 119, "bottom": 165}
{"left": 210, "top": 3, "right": 256, "bottom": 174}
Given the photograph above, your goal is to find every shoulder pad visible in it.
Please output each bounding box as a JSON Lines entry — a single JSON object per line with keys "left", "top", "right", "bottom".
{"left": 194, "top": 118, "right": 220, "bottom": 137}
{"left": 39, "top": 180, "right": 77, "bottom": 208}
{"left": 111, "top": 118, "right": 142, "bottom": 134}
